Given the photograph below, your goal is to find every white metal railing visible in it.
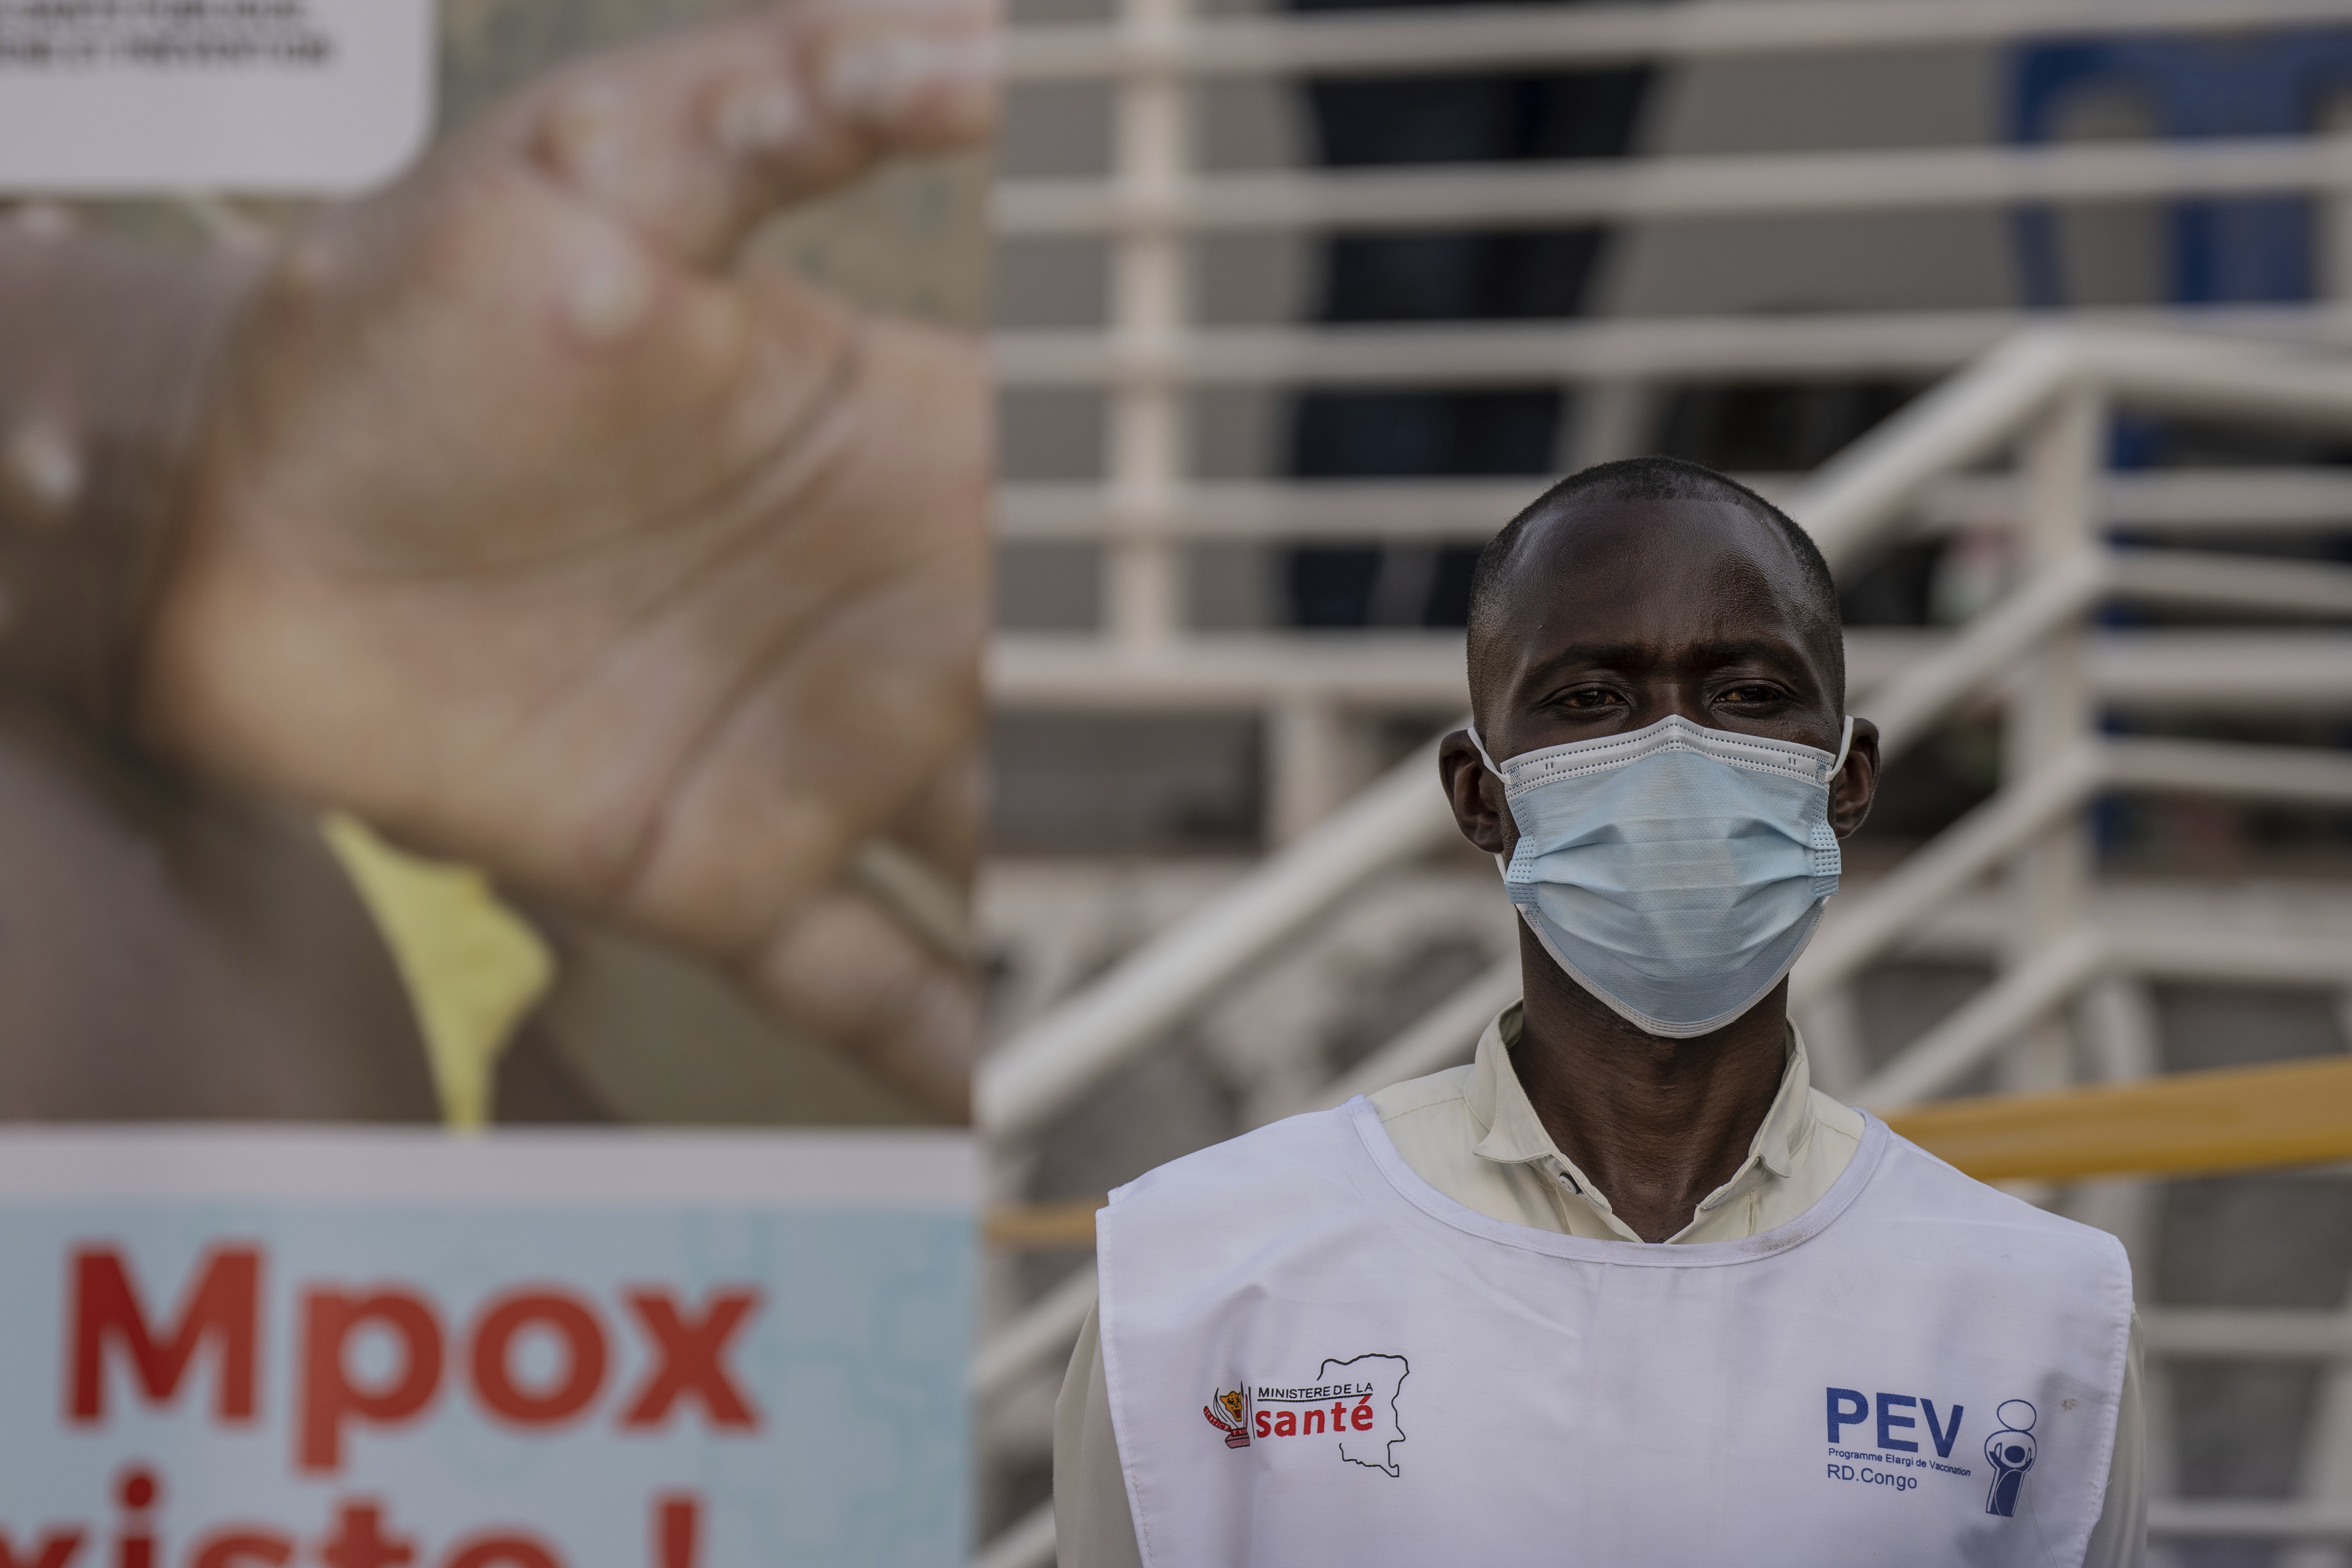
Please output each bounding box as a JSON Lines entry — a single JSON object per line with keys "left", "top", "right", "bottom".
{"left": 998, "top": 466, "right": 2352, "bottom": 541}
{"left": 992, "top": 0, "right": 2352, "bottom": 747}
{"left": 993, "top": 303, "right": 2352, "bottom": 392}
{"left": 1001, "top": 136, "right": 2352, "bottom": 236}
{"left": 981, "top": 324, "right": 2352, "bottom": 1135}
{"left": 1004, "top": 0, "right": 2352, "bottom": 81}
{"left": 975, "top": 325, "right": 2352, "bottom": 1564}
{"left": 996, "top": 0, "right": 2352, "bottom": 848}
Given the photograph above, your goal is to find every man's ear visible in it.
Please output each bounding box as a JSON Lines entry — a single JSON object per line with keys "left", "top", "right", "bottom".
{"left": 1830, "top": 716, "right": 1882, "bottom": 840}
{"left": 1438, "top": 729, "right": 1512, "bottom": 857}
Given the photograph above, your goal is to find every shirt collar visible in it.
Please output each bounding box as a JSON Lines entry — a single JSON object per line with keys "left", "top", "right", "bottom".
{"left": 1466, "top": 1002, "right": 1819, "bottom": 1232}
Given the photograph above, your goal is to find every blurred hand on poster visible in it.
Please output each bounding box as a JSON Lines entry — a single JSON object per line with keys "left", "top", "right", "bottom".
{"left": 8, "top": 1, "right": 996, "bottom": 1120}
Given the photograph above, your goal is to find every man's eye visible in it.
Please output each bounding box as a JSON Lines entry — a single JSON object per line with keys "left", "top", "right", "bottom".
{"left": 1720, "top": 685, "right": 1780, "bottom": 704}
{"left": 1562, "top": 688, "right": 1621, "bottom": 709}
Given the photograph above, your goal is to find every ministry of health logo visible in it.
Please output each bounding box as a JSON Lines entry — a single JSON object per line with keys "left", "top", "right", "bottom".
{"left": 1201, "top": 1354, "right": 1409, "bottom": 1475}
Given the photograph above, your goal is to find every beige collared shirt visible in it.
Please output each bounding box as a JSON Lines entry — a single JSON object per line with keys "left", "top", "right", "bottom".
{"left": 1377, "top": 1004, "right": 1868, "bottom": 1243}
{"left": 1052, "top": 1008, "right": 2146, "bottom": 1566}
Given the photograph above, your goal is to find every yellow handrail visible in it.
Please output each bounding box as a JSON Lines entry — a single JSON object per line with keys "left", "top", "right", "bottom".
{"left": 1887, "top": 1056, "right": 2352, "bottom": 1183}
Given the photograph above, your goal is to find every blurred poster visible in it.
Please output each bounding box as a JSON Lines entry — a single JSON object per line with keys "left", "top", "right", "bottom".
{"left": 0, "top": 1129, "right": 975, "bottom": 1568}
{"left": 0, "top": 0, "right": 991, "bottom": 1552}
{"left": 0, "top": 1, "right": 433, "bottom": 191}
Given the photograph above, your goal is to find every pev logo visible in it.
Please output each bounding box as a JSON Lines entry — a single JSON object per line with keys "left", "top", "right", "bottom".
{"left": 1824, "top": 1385, "right": 2039, "bottom": 1517}
{"left": 1208, "top": 1354, "right": 1408, "bottom": 1477}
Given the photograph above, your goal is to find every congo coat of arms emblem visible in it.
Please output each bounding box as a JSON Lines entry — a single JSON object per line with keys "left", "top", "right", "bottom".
{"left": 1203, "top": 1385, "right": 1251, "bottom": 1447}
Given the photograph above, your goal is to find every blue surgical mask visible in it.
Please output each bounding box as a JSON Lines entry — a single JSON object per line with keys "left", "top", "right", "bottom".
{"left": 1469, "top": 714, "right": 1854, "bottom": 1039}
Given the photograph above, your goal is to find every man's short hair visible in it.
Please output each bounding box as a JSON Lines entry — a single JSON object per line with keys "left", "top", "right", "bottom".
{"left": 1465, "top": 455, "right": 1844, "bottom": 713}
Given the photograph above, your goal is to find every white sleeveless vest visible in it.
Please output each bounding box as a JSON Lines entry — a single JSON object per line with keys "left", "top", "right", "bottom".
{"left": 1096, "top": 1099, "right": 2131, "bottom": 1568}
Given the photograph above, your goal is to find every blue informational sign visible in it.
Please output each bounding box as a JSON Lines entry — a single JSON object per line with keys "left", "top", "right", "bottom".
{"left": 0, "top": 1129, "right": 975, "bottom": 1568}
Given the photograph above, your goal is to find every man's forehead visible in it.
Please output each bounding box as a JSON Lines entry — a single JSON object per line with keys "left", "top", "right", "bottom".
{"left": 1499, "top": 496, "right": 1813, "bottom": 630}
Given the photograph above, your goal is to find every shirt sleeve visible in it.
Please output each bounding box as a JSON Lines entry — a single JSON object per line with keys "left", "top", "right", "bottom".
{"left": 1053, "top": 1303, "right": 1145, "bottom": 1568}
{"left": 2081, "top": 1308, "right": 2147, "bottom": 1568}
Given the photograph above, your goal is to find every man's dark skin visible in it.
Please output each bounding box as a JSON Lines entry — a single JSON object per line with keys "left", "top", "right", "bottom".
{"left": 1438, "top": 496, "right": 1883, "bottom": 1243}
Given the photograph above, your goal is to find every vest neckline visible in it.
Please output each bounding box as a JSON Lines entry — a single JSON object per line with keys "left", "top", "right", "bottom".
{"left": 1342, "top": 1094, "right": 1893, "bottom": 1269}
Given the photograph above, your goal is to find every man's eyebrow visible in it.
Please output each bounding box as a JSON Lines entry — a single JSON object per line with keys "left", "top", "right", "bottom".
{"left": 1517, "top": 635, "right": 1818, "bottom": 683}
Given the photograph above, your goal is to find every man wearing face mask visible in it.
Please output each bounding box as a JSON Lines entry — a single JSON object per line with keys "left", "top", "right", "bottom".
{"left": 1052, "top": 457, "right": 2144, "bottom": 1567}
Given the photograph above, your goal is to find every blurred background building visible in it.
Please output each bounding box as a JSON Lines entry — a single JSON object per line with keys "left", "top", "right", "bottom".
{"left": 978, "top": 1, "right": 2352, "bottom": 1563}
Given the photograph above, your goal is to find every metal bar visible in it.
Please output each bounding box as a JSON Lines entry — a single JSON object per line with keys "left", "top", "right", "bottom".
{"left": 1099, "top": 0, "right": 1193, "bottom": 652}
{"left": 2090, "top": 630, "right": 2352, "bottom": 708}
{"left": 2111, "top": 545, "right": 2352, "bottom": 617}
{"left": 1303, "top": 955, "right": 1521, "bottom": 1116}
{"left": 999, "top": 137, "right": 2352, "bottom": 237}
{"left": 2021, "top": 467, "right": 2352, "bottom": 530}
{"left": 1852, "top": 928, "right": 2106, "bottom": 1111}
{"left": 971, "top": 1503, "right": 1057, "bottom": 1568}
{"left": 1867, "top": 549, "right": 2108, "bottom": 759}
{"left": 988, "top": 631, "right": 1473, "bottom": 707}
{"left": 1793, "top": 749, "right": 2102, "bottom": 1010}
{"left": 2150, "top": 1501, "right": 2352, "bottom": 1540}
{"left": 1997, "top": 386, "right": 2103, "bottom": 1099}
{"left": 976, "top": 738, "right": 1461, "bottom": 1142}
{"left": 2090, "top": 328, "right": 2352, "bottom": 425}
{"left": 1006, "top": 0, "right": 2352, "bottom": 82}
{"left": 2114, "top": 927, "right": 2352, "bottom": 988}
{"left": 986, "top": 627, "right": 2352, "bottom": 710}
{"left": 995, "top": 468, "right": 2352, "bottom": 543}
{"left": 2102, "top": 736, "right": 2352, "bottom": 803}
{"left": 996, "top": 308, "right": 2019, "bottom": 388}
{"left": 998, "top": 307, "right": 2352, "bottom": 391}
{"left": 1793, "top": 329, "right": 2089, "bottom": 569}
{"left": 1856, "top": 926, "right": 2352, "bottom": 1110}
{"left": 972, "top": 1261, "right": 1099, "bottom": 1402}
{"left": 1794, "top": 735, "right": 2352, "bottom": 1010}
{"left": 997, "top": 478, "right": 1543, "bottom": 543}
{"left": 1793, "top": 327, "right": 2352, "bottom": 567}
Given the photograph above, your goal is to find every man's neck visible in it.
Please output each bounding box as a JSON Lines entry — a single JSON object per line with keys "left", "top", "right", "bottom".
{"left": 1511, "top": 924, "right": 1792, "bottom": 1243}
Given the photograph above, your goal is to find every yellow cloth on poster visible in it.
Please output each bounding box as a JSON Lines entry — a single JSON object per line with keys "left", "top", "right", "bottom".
{"left": 320, "top": 813, "right": 555, "bottom": 1130}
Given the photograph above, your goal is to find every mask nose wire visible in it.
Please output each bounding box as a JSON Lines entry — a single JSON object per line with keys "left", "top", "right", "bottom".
{"left": 1475, "top": 717, "right": 1852, "bottom": 776}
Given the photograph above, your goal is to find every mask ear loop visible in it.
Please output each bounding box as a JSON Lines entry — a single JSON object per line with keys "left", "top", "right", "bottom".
{"left": 1466, "top": 725, "right": 1502, "bottom": 778}
{"left": 1465, "top": 726, "right": 1511, "bottom": 877}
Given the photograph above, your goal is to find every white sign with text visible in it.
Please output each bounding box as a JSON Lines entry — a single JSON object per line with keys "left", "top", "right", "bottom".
{"left": 0, "top": 1, "right": 432, "bottom": 192}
